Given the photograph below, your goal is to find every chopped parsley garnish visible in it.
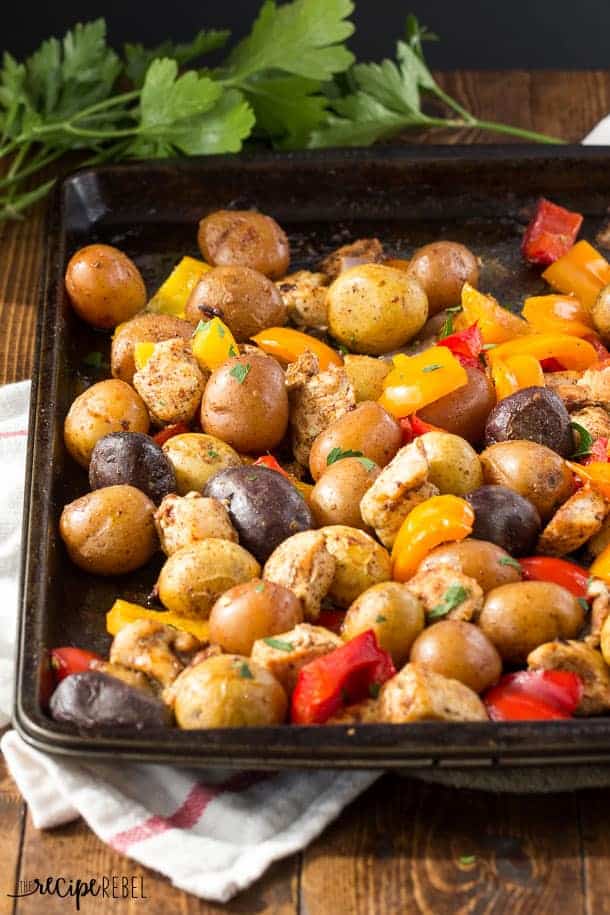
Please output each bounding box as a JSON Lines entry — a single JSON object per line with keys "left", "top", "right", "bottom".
{"left": 570, "top": 421, "right": 594, "bottom": 458}
{"left": 263, "top": 637, "right": 294, "bottom": 652}
{"left": 356, "top": 456, "right": 377, "bottom": 472}
{"left": 498, "top": 556, "right": 521, "bottom": 571}
{"left": 193, "top": 319, "right": 209, "bottom": 336}
{"left": 255, "top": 582, "right": 266, "bottom": 592}
{"left": 422, "top": 363, "right": 442, "bottom": 373}
{"left": 481, "top": 343, "right": 497, "bottom": 351}
{"left": 337, "top": 343, "right": 349, "bottom": 356}
{"left": 578, "top": 597, "right": 589, "bottom": 612}
{"left": 207, "top": 448, "right": 220, "bottom": 459}
{"left": 326, "top": 447, "right": 365, "bottom": 466}
{"left": 375, "top": 614, "right": 387, "bottom": 623}
{"left": 427, "top": 584, "right": 469, "bottom": 620}
{"left": 368, "top": 682, "right": 381, "bottom": 699}
{"left": 459, "top": 855, "right": 476, "bottom": 866}
{"left": 82, "top": 351, "right": 105, "bottom": 368}
{"left": 230, "top": 362, "right": 251, "bottom": 383}
{"left": 216, "top": 322, "right": 225, "bottom": 337}
{"left": 228, "top": 344, "right": 238, "bottom": 357}
{"left": 238, "top": 662, "right": 254, "bottom": 679}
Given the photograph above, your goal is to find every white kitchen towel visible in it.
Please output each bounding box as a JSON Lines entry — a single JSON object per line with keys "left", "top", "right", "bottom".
{"left": 0, "top": 379, "right": 378, "bottom": 902}
{"left": 583, "top": 121, "right": 610, "bottom": 144}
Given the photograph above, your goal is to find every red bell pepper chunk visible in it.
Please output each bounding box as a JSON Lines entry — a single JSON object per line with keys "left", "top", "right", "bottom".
{"left": 316, "top": 608, "right": 346, "bottom": 636}
{"left": 50, "top": 647, "right": 102, "bottom": 683}
{"left": 253, "top": 454, "right": 290, "bottom": 479}
{"left": 484, "top": 669, "right": 583, "bottom": 721}
{"left": 584, "top": 334, "right": 610, "bottom": 363}
{"left": 584, "top": 437, "right": 609, "bottom": 465}
{"left": 540, "top": 357, "right": 566, "bottom": 373}
{"left": 518, "top": 556, "right": 589, "bottom": 599}
{"left": 399, "top": 416, "right": 414, "bottom": 444}
{"left": 399, "top": 414, "right": 442, "bottom": 445}
{"left": 521, "top": 198, "right": 583, "bottom": 266}
{"left": 153, "top": 422, "right": 190, "bottom": 446}
{"left": 437, "top": 322, "right": 483, "bottom": 368}
{"left": 291, "top": 630, "right": 395, "bottom": 725}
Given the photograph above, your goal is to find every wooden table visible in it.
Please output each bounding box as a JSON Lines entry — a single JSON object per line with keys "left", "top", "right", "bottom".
{"left": 2, "top": 70, "right": 610, "bottom": 914}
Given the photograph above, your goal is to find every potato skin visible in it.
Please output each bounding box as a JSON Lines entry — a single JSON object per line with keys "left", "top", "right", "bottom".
{"left": 65, "top": 244, "right": 146, "bottom": 329}
{"left": 198, "top": 209, "right": 289, "bottom": 279}
{"left": 64, "top": 379, "right": 149, "bottom": 468}
{"left": 343, "top": 355, "right": 390, "bottom": 402}
{"left": 310, "top": 457, "right": 380, "bottom": 529}
{"left": 479, "top": 440, "right": 573, "bottom": 521}
{"left": 418, "top": 431, "right": 483, "bottom": 496}
{"left": 162, "top": 433, "right": 241, "bottom": 495}
{"left": 173, "top": 654, "right": 287, "bottom": 728}
{"left": 50, "top": 671, "right": 171, "bottom": 729}
{"left": 407, "top": 241, "right": 479, "bottom": 316}
{"left": 479, "top": 581, "right": 585, "bottom": 664}
{"left": 185, "top": 265, "right": 287, "bottom": 341}
{"left": 418, "top": 539, "right": 522, "bottom": 593}
{"left": 342, "top": 582, "right": 424, "bottom": 667}
{"left": 309, "top": 401, "right": 401, "bottom": 481}
{"left": 467, "top": 484, "right": 542, "bottom": 556}
{"left": 320, "top": 525, "right": 392, "bottom": 607}
{"left": 418, "top": 364, "right": 495, "bottom": 445}
{"left": 201, "top": 354, "right": 289, "bottom": 453}
{"left": 111, "top": 313, "right": 195, "bottom": 384}
{"left": 327, "top": 264, "right": 428, "bottom": 355}
{"left": 157, "top": 538, "right": 261, "bottom": 618}
{"left": 208, "top": 579, "right": 303, "bottom": 655}
{"left": 89, "top": 431, "right": 176, "bottom": 504}
{"left": 484, "top": 386, "right": 573, "bottom": 457}
{"left": 410, "top": 620, "right": 502, "bottom": 694}
{"left": 59, "top": 484, "right": 157, "bottom": 575}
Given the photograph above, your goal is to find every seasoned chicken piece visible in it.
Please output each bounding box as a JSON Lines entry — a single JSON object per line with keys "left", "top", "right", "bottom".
{"left": 586, "top": 579, "right": 610, "bottom": 647}
{"left": 251, "top": 623, "right": 342, "bottom": 694}
{"left": 528, "top": 640, "right": 610, "bottom": 715}
{"left": 89, "top": 660, "right": 155, "bottom": 694}
{"left": 133, "top": 338, "right": 207, "bottom": 425}
{"left": 359, "top": 439, "right": 438, "bottom": 548}
{"left": 544, "top": 371, "right": 590, "bottom": 410}
{"left": 327, "top": 698, "right": 380, "bottom": 724}
{"left": 578, "top": 365, "right": 610, "bottom": 405}
{"left": 570, "top": 406, "right": 610, "bottom": 441}
{"left": 155, "top": 492, "right": 237, "bottom": 555}
{"left": 319, "top": 237, "right": 384, "bottom": 280}
{"left": 277, "top": 271, "right": 329, "bottom": 330}
{"left": 263, "top": 530, "right": 336, "bottom": 620}
{"left": 285, "top": 351, "right": 355, "bottom": 466}
{"left": 405, "top": 568, "right": 484, "bottom": 622}
{"left": 587, "top": 515, "right": 610, "bottom": 558}
{"left": 379, "top": 663, "right": 488, "bottom": 723}
{"left": 536, "top": 486, "right": 608, "bottom": 556}
{"left": 110, "top": 619, "right": 202, "bottom": 688}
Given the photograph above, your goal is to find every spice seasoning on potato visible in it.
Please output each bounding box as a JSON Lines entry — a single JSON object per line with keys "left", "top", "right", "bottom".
{"left": 162, "top": 433, "right": 241, "bottom": 495}
{"left": 64, "top": 379, "right": 149, "bottom": 468}
{"left": 198, "top": 209, "right": 289, "bottom": 279}
{"left": 310, "top": 456, "right": 380, "bottom": 529}
{"left": 208, "top": 579, "right": 303, "bottom": 655}
{"left": 407, "top": 241, "right": 479, "bottom": 316}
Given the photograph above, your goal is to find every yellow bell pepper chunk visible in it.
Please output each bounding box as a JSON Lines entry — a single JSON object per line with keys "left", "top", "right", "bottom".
{"left": 491, "top": 353, "right": 545, "bottom": 401}
{"left": 522, "top": 294, "right": 593, "bottom": 337}
{"left": 379, "top": 346, "right": 468, "bottom": 419}
{"left": 133, "top": 341, "right": 156, "bottom": 371}
{"left": 191, "top": 317, "right": 238, "bottom": 372}
{"left": 251, "top": 327, "right": 343, "bottom": 371}
{"left": 391, "top": 495, "right": 475, "bottom": 582}
{"left": 566, "top": 461, "right": 610, "bottom": 500}
{"left": 542, "top": 241, "right": 610, "bottom": 308}
{"left": 487, "top": 333, "right": 598, "bottom": 372}
{"left": 458, "top": 283, "right": 530, "bottom": 344}
{"left": 591, "top": 542, "right": 610, "bottom": 586}
{"left": 147, "top": 256, "right": 211, "bottom": 318}
{"left": 106, "top": 599, "right": 210, "bottom": 641}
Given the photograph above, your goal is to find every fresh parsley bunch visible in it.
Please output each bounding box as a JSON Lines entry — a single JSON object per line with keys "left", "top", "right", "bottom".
{"left": 0, "top": 1, "right": 561, "bottom": 222}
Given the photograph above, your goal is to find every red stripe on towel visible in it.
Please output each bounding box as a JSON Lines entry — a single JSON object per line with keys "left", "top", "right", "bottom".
{"left": 0, "top": 429, "right": 27, "bottom": 439}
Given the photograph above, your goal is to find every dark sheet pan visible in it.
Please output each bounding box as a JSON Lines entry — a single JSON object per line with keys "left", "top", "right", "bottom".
{"left": 15, "top": 146, "right": 610, "bottom": 768}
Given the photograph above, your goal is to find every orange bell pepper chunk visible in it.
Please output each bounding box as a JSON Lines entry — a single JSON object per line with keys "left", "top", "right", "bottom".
{"left": 391, "top": 495, "right": 475, "bottom": 582}
{"left": 522, "top": 294, "right": 593, "bottom": 337}
{"left": 487, "top": 333, "right": 598, "bottom": 372}
{"left": 491, "top": 354, "right": 544, "bottom": 401}
{"left": 542, "top": 241, "right": 610, "bottom": 309}
{"left": 251, "top": 327, "right": 343, "bottom": 371}
{"left": 566, "top": 461, "right": 610, "bottom": 500}
{"left": 590, "top": 543, "right": 610, "bottom": 586}
{"left": 379, "top": 347, "right": 468, "bottom": 419}
{"left": 457, "top": 283, "right": 530, "bottom": 344}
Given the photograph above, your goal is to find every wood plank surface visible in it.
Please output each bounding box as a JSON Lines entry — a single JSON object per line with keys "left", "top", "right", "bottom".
{"left": 2, "top": 69, "right": 610, "bottom": 913}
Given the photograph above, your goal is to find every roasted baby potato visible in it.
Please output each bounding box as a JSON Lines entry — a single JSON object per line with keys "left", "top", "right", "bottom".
{"left": 410, "top": 620, "right": 502, "bottom": 693}
{"left": 309, "top": 456, "right": 380, "bottom": 529}
{"left": 320, "top": 524, "right": 392, "bottom": 607}
{"left": 89, "top": 431, "right": 176, "bottom": 504}
{"left": 467, "top": 484, "right": 542, "bottom": 556}
{"left": 60, "top": 484, "right": 157, "bottom": 575}
{"left": 65, "top": 244, "right": 146, "bottom": 329}
{"left": 185, "top": 265, "right": 287, "bottom": 341}
{"left": 342, "top": 582, "right": 424, "bottom": 667}
{"left": 50, "top": 671, "right": 171, "bottom": 729}
{"left": 484, "top": 386, "right": 573, "bottom": 457}
{"left": 418, "top": 364, "right": 496, "bottom": 445}
{"left": 327, "top": 263, "right": 428, "bottom": 355}
{"left": 208, "top": 579, "right": 303, "bottom": 655}
{"left": 308, "top": 401, "right": 401, "bottom": 481}
{"left": 111, "top": 313, "right": 195, "bottom": 384}
{"left": 162, "top": 432, "right": 241, "bottom": 495}
{"left": 418, "top": 539, "right": 522, "bottom": 592}
{"left": 418, "top": 431, "right": 483, "bottom": 496}
{"left": 406, "top": 241, "right": 479, "bottom": 316}
{"left": 201, "top": 354, "right": 289, "bottom": 453}
{"left": 157, "top": 538, "right": 261, "bottom": 618}
{"left": 64, "top": 379, "right": 149, "bottom": 468}
{"left": 479, "top": 440, "right": 573, "bottom": 521}
{"left": 197, "top": 209, "right": 290, "bottom": 279}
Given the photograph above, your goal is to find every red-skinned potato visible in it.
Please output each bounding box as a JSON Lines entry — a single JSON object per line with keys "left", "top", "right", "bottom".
{"left": 309, "top": 402, "right": 401, "bottom": 481}
{"left": 418, "top": 364, "right": 496, "bottom": 445}
{"left": 65, "top": 244, "right": 146, "bottom": 329}
{"left": 198, "top": 210, "right": 289, "bottom": 279}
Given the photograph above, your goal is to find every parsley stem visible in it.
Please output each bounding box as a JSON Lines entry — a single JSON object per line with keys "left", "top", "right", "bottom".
{"left": 470, "top": 118, "right": 565, "bottom": 145}
{"left": 0, "top": 148, "right": 63, "bottom": 192}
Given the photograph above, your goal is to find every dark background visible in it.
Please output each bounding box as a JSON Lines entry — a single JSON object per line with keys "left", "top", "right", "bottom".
{"left": 2, "top": 0, "right": 609, "bottom": 68}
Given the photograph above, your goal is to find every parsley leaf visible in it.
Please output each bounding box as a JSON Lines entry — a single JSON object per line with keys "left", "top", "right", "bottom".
{"left": 578, "top": 597, "right": 590, "bottom": 612}
{"left": 422, "top": 363, "right": 442, "bottom": 373}
{"left": 124, "top": 29, "right": 231, "bottom": 88}
{"left": 368, "top": 681, "right": 381, "bottom": 699}
{"left": 570, "top": 421, "right": 594, "bottom": 459}
{"left": 356, "top": 456, "right": 377, "bottom": 472}
{"left": 459, "top": 855, "right": 476, "bottom": 866}
{"left": 375, "top": 614, "right": 387, "bottom": 623}
{"left": 238, "top": 661, "right": 254, "bottom": 679}
{"left": 327, "top": 447, "right": 365, "bottom": 465}
{"left": 498, "top": 556, "right": 521, "bottom": 571}
{"left": 427, "top": 584, "right": 469, "bottom": 621}
{"left": 230, "top": 361, "right": 252, "bottom": 384}
{"left": 263, "top": 637, "right": 295, "bottom": 652}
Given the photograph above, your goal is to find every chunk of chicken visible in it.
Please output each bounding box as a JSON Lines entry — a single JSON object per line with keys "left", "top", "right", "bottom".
{"left": 379, "top": 663, "right": 488, "bottom": 723}
{"left": 405, "top": 568, "right": 483, "bottom": 622}
{"left": 319, "top": 238, "right": 384, "bottom": 281}
{"left": 155, "top": 492, "right": 237, "bottom": 555}
{"left": 578, "top": 364, "right": 610, "bottom": 405}
{"left": 251, "top": 623, "right": 342, "bottom": 694}
{"left": 263, "top": 530, "right": 336, "bottom": 620}
{"left": 586, "top": 578, "right": 610, "bottom": 647}
{"left": 277, "top": 271, "right": 329, "bottom": 330}
{"left": 527, "top": 640, "right": 610, "bottom": 715}
{"left": 89, "top": 660, "right": 155, "bottom": 694}
{"left": 343, "top": 354, "right": 390, "bottom": 403}
{"left": 587, "top": 515, "right": 610, "bottom": 559}
{"left": 544, "top": 372, "right": 590, "bottom": 411}
{"left": 327, "top": 698, "right": 380, "bottom": 724}
{"left": 133, "top": 338, "right": 207, "bottom": 425}
{"left": 570, "top": 406, "right": 610, "bottom": 441}
{"left": 110, "top": 619, "right": 203, "bottom": 689}
{"left": 536, "top": 486, "right": 608, "bottom": 556}
{"left": 359, "top": 439, "right": 438, "bottom": 548}
{"left": 285, "top": 351, "right": 355, "bottom": 466}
